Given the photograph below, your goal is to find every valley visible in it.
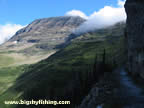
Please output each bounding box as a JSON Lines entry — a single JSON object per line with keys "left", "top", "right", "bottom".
{"left": 1, "top": 0, "right": 144, "bottom": 108}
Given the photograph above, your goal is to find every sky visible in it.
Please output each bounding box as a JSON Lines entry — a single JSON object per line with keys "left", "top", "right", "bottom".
{"left": 0, "top": 0, "right": 126, "bottom": 44}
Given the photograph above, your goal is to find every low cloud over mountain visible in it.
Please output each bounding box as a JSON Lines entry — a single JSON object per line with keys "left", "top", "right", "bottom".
{"left": 66, "top": 0, "right": 126, "bottom": 34}
{"left": 0, "top": 24, "right": 25, "bottom": 44}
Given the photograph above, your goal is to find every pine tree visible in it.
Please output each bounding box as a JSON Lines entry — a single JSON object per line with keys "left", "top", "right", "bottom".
{"left": 102, "top": 49, "right": 106, "bottom": 65}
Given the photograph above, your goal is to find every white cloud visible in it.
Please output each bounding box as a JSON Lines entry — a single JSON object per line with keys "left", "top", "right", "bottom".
{"left": 0, "top": 24, "right": 25, "bottom": 44}
{"left": 65, "top": 10, "right": 88, "bottom": 19}
{"left": 118, "top": 0, "right": 126, "bottom": 7}
{"left": 65, "top": 0, "right": 126, "bottom": 34}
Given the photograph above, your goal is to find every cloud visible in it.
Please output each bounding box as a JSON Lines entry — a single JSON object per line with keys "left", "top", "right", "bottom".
{"left": 118, "top": 0, "right": 126, "bottom": 7}
{"left": 65, "top": 10, "right": 88, "bottom": 19}
{"left": 0, "top": 24, "right": 25, "bottom": 44}
{"left": 65, "top": 0, "right": 126, "bottom": 34}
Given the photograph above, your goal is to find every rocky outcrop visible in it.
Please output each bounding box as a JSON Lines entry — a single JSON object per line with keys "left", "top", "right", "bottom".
{"left": 78, "top": 80, "right": 113, "bottom": 108}
{"left": 125, "top": 0, "right": 144, "bottom": 78}
{"left": 78, "top": 71, "right": 118, "bottom": 108}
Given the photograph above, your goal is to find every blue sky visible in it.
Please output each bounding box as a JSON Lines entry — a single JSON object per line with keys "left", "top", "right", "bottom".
{"left": 0, "top": 0, "right": 126, "bottom": 44}
{"left": 0, "top": 0, "right": 119, "bottom": 25}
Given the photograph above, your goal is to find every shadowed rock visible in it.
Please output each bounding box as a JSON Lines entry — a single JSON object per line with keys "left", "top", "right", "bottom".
{"left": 125, "top": 0, "right": 144, "bottom": 77}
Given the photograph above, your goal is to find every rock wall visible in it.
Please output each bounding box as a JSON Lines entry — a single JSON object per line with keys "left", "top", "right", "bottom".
{"left": 125, "top": 0, "right": 144, "bottom": 78}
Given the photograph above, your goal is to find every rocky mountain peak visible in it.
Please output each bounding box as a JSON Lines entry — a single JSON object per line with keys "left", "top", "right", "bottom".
{"left": 0, "top": 16, "right": 85, "bottom": 55}
{"left": 15, "top": 16, "right": 85, "bottom": 35}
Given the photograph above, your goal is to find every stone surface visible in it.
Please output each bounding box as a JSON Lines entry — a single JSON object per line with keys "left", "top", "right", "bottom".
{"left": 78, "top": 74, "right": 114, "bottom": 108}
{"left": 125, "top": 0, "right": 144, "bottom": 77}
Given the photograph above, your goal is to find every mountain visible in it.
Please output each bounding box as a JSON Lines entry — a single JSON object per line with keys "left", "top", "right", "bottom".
{"left": 0, "top": 22, "right": 126, "bottom": 108}
{"left": 5, "top": 16, "right": 85, "bottom": 52}
{"left": 0, "top": 16, "right": 85, "bottom": 66}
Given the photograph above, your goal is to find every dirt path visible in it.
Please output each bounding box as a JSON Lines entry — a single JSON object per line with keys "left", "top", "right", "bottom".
{"left": 114, "top": 68, "right": 144, "bottom": 108}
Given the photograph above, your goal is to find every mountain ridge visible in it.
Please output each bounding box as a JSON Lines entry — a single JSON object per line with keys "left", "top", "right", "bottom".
{"left": 2, "top": 16, "right": 85, "bottom": 51}
{"left": 0, "top": 16, "right": 85, "bottom": 66}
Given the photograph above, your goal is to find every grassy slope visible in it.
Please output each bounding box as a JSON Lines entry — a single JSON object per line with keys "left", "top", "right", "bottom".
{"left": 0, "top": 66, "right": 26, "bottom": 95}
{"left": 0, "top": 23, "right": 126, "bottom": 108}
{"left": 0, "top": 55, "right": 15, "bottom": 67}
{"left": 0, "top": 51, "right": 55, "bottom": 96}
{"left": 0, "top": 50, "right": 56, "bottom": 67}
{"left": 0, "top": 65, "right": 28, "bottom": 108}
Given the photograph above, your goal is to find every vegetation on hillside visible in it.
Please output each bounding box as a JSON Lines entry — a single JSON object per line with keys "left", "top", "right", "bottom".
{"left": 0, "top": 23, "right": 126, "bottom": 108}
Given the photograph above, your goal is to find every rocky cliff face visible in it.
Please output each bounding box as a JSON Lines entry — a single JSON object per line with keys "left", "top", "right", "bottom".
{"left": 125, "top": 0, "right": 144, "bottom": 78}
{"left": 0, "top": 16, "right": 85, "bottom": 55}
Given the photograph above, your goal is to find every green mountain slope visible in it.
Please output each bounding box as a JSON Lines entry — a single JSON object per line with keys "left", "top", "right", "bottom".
{"left": 0, "top": 22, "right": 126, "bottom": 108}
